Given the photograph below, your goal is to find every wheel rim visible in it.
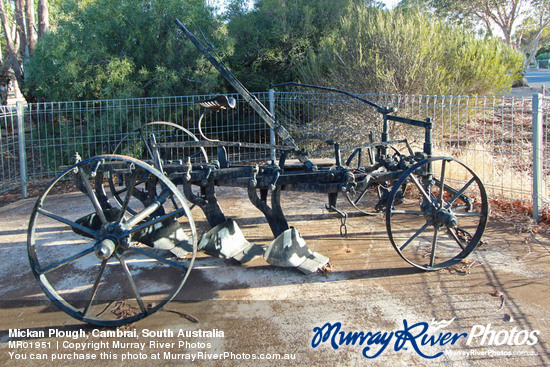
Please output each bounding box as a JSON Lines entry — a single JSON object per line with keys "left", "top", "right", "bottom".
{"left": 113, "top": 121, "right": 209, "bottom": 165}
{"left": 110, "top": 121, "right": 208, "bottom": 210}
{"left": 386, "top": 157, "right": 488, "bottom": 271}
{"left": 27, "top": 155, "right": 197, "bottom": 326}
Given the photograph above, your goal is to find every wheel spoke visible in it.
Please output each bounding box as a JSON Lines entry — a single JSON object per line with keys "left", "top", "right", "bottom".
{"left": 117, "top": 255, "right": 146, "bottom": 314}
{"left": 447, "top": 228, "right": 467, "bottom": 251}
{"left": 353, "top": 186, "right": 370, "bottom": 206}
{"left": 125, "top": 207, "right": 185, "bottom": 236}
{"left": 439, "top": 160, "right": 447, "bottom": 202}
{"left": 409, "top": 174, "right": 432, "bottom": 204}
{"left": 83, "top": 259, "right": 107, "bottom": 316}
{"left": 37, "top": 208, "right": 99, "bottom": 239}
{"left": 399, "top": 221, "right": 431, "bottom": 251}
{"left": 390, "top": 210, "right": 425, "bottom": 215}
{"left": 38, "top": 246, "right": 95, "bottom": 275}
{"left": 453, "top": 212, "right": 484, "bottom": 217}
{"left": 78, "top": 167, "right": 108, "bottom": 224}
{"left": 117, "top": 168, "right": 141, "bottom": 223}
{"left": 429, "top": 227, "right": 439, "bottom": 267}
{"left": 121, "top": 244, "right": 189, "bottom": 272}
{"left": 447, "top": 177, "right": 476, "bottom": 206}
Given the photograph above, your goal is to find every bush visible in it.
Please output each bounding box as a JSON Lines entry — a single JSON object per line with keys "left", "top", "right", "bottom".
{"left": 299, "top": 6, "right": 525, "bottom": 96}
{"left": 25, "top": 0, "right": 227, "bottom": 101}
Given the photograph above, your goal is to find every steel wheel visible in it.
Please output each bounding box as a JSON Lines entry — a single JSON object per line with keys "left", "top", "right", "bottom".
{"left": 110, "top": 121, "right": 208, "bottom": 209}
{"left": 27, "top": 155, "right": 197, "bottom": 326}
{"left": 113, "top": 121, "right": 209, "bottom": 167}
{"left": 386, "top": 157, "right": 488, "bottom": 271}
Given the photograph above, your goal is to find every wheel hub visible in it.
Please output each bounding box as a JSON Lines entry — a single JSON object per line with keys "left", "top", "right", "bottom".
{"left": 95, "top": 239, "right": 116, "bottom": 259}
{"left": 95, "top": 222, "right": 128, "bottom": 259}
{"left": 435, "top": 209, "right": 458, "bottom": 228}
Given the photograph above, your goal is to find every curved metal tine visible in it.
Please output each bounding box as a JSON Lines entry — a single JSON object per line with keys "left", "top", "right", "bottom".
{"left": 399, "top": 221, "right": 431, "bottom": 251}
{"left": 122, "top": 245, "right": 189, "bottom": 272}
{"left": 83, "top": 259, "right": 108, "bottom": 316}
{"left": 429, "top": 226, "right": 439, "bottom": 267}
{"left": 78, "top": 164, "right": 108, "bottom": 224}
{"left": 439, "top": 159, "right": 447, "bottom": 202}
{"left": 447, "top": 177, "right": 476, "bottom": 206}
{"left": 409, "top": 173, "right": 433, "bottom": 204}
{"left": 117, "top": 255, "right": 146, "bottom": 314}
{"left": 36, "top": 208, "right": 99, "bottom": 239}
{"left": 38, "top": 246, "right": 96, "bottom": 275}
{"left": 116, "top": 168, "right": 141, "bottom": 223}
{"left": 446, "top": 227, "right": 467, "bottom": 251}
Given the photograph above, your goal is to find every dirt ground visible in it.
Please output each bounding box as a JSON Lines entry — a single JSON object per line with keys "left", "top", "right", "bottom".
{"left": 0, "top": 186, "right": 549, "bottom": 367}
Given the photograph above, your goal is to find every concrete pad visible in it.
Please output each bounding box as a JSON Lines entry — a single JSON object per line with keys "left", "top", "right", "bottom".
{"left": 0, "top": 188, "right": 549, "bottom": 366}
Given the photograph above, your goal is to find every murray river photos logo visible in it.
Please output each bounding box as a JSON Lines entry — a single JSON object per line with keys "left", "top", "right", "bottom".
{"left": 311, "top": 319, "right": 540, "bottom": 359}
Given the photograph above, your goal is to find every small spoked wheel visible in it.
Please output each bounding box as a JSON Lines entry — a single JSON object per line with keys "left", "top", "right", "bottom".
{"left": 386, "top": 157, "right": 488, "bottom": 271}
{"left": 110, "top": 121, "right": 208, "bottom": 208}
{"left": 27, "top": 155, "right": 197, "bottom": 326}
{"left": 113, "top": 121, "right": 209, "bottom": 167}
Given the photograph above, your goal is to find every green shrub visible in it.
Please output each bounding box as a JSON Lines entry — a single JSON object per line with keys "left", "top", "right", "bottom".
{"left": 299, "top": 6, "right": 524, "bottom": 96}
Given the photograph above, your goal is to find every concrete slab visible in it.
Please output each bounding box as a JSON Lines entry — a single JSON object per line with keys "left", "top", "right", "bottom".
{"left": 0, "top": 188, "right": 548, "bottom": 366}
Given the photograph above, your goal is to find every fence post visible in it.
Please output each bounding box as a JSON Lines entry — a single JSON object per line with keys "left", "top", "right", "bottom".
{"left": 268, "top": 89, "right": 276, "bottom": 162}
{"left": 16, "top": 100, "right": 28, "bottom": 199}
{"left": 532, "top": 94, "right": 543, "bottom": 222}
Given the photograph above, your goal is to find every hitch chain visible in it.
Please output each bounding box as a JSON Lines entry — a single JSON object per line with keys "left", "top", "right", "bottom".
{"left": 339, "top": 214, "right": 348, "bottom": 237}
{"left": 327, "top": 204, "right": 349, "bottom": 237}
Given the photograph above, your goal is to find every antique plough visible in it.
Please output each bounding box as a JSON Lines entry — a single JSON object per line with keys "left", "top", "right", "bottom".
{"left": 26, "top": 20, "right": 488, "bottom": 326}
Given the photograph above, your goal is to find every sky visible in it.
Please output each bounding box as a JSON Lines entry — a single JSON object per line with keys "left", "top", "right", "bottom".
{"left": 210, "top": 0, "right": 401, "bottom": 12}
{"left": 381, "top": 0, "right": 400, "bottom": 9}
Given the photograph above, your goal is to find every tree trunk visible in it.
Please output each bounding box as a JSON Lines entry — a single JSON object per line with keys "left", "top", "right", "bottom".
{"left": 25, "top": 0, "right": 36, "bottom": 55}
{"left": 38, "top": 0, "right": 49, "bottom": 37}
{"left": 0, "top": 0, "right": 46, "bottom": 102}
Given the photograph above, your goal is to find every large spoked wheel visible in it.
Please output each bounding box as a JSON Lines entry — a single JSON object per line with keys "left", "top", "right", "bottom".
{"left": 386, "top": 157, "right": 488, "bottom": 271}
{"left": 27, "top": 155, "right": 197, "bottom": 326}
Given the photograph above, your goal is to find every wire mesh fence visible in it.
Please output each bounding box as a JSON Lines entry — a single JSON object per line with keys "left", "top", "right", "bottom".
{"left": 273, "top": 92, "right": 545, "bottom": 206}
{"left": 0, "top": 106, "right": 20, "bottom": 194}
{"left": 19, "top": 93, "right": 273, "bottom": 188}
{"left": 0, "top": 91, "right": 547, "bottom": 215}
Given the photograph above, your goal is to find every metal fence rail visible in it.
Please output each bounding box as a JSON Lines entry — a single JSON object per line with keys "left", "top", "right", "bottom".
{"left": 1, "top": 91, "right": 548, "bottom": 219}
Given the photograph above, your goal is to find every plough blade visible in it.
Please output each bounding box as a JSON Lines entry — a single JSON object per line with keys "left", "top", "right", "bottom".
{"left": 264, "top": 227, "right": 329, "bottom": 274}
{"left": 198, "top": 219, "right": 264, "bottom": 263}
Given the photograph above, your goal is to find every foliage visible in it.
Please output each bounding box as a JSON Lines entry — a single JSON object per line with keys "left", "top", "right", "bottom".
{"left": 224, "top": 0, "right": 381, "bottom": 92}
{"left": 0, "top": 0, "right": 52, "bottom": 102}
{"left": 300, "top": 6, "right": 524, "bottom": 96}
{"left": 25, "top": 0, "right": 227, "bottom": 101}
